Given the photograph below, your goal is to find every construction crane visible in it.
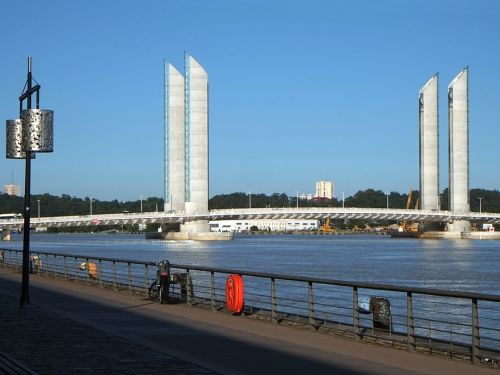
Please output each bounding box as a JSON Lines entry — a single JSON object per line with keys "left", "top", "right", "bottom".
{"left": 319, "top": 218, "right": 334, "bottom": 233}
{"left": 400, "top": 188, "right": 420, "bottom": 232}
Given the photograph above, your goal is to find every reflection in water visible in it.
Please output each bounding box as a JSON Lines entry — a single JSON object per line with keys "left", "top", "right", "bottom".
{"left": 4, "top": 233, "right": 500, "bottom": 294}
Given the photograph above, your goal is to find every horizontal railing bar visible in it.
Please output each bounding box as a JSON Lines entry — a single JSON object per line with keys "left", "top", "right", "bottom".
{"left": 4, "top": 247, "right": 500, "bottom": 302}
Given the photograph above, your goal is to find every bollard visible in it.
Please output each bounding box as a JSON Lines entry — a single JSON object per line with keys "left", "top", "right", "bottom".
{"left": 370, "top": 297, "right": 392, "bottom": 332}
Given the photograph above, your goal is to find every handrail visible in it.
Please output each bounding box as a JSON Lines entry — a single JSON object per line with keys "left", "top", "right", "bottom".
{"left": 2, "top": 247, "right": 500, "bottom": 302}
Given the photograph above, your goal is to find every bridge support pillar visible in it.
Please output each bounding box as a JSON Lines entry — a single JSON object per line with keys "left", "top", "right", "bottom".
{"left": 446, "top": 220, "right": 471, "bottom": 234}
{"left": 162, "top": 220, "right": 233, "bottom": 241}
{"left": 1, "top": 229, "right": 11, "bottom": 241}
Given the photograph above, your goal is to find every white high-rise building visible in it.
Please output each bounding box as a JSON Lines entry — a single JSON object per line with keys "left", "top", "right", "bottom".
{"left": 315, "top": 180, "right": 334, "bottom": 199}
{"left": 3, "top": 184, "right": 20, "bottom": 196}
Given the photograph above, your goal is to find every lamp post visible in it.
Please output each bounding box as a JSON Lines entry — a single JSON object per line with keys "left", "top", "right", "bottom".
{"left": 478, "top": 197, "right": 483, "bottom": 214}
{"left": 90, "top": 198, "right": 93, "bottom": 216}
{"left": 296, "top": 191, "right": 299, "bottom": 209}
{"left": 5, "top": 57, "right": 54, "bottom": 306}
{"left": 37, "top": 199, "right": 40, "bottom": 219}
{"left": 386, "top": 193, "right": 389, "bottom": 209}
{"left": 248, "top": 192, "right": 252, "bottom": 209}
{"left": 342, "top": 192, "right": 345, "bottom": 209}
{"left": 140, "top": 194, "right": 143, "bottom": 213}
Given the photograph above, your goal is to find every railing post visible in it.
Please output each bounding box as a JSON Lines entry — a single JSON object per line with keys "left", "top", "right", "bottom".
{"left": 86, "top": 258, "right": 89, "bottom": 282}
{"left": 127, "top": 262, "right": 132, "bottom": 293}
{"left": 63, "top": 255, "right": 67, "bottom": 279}
{"left": 112, "top": 260, "right": 117, "bottom": 289}
{"left": 407, "top": 292, "right": 416, "bottom": 352}
{"left": 472, "top": 298, "right": 480, "bottom": 365}
{"left": 308, "top": 281, "right": 315, "bottom": 330}
{"left": 271, "top": 277, "right": 277, "bottom": 324}
{"left": 145, "top": 264, "right": 149, "bottom": 293}
{"left": 98, "top": 259, "right": 102, "bottom": 287}
{"left": 353, "top": 287, "right": 361, "bottom": 341}
{"left": 211, "top": 271, "right": 216, "bottom": 311}
{"left": 186, "top": 269, "right": 192, "bottom": 306}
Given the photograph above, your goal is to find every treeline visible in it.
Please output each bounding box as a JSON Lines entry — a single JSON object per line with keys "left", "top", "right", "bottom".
{"left": 0, "top": 188, "right": 499, "bottom": 216}
{"left": 0, "top": 193, "right": 163, "bottom": 217}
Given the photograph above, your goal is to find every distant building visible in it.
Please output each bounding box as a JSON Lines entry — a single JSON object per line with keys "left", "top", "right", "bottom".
{"left": 3, "top": 184, "right": 20, "bottom": 196}
{"left": 299, "top": 193, "right": 314, "bottom": 200}
{"left": 209, "top": 219, "right": 319, "bottom": 233}
{"left": 315, "top": 180, "right": 334, "bottom": 199}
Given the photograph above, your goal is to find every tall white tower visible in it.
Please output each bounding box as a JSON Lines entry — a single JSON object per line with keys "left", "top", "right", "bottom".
{"left": 184, "top": 54, "right": 209, "bottom": 215}
{"left": 164, "top": 62, "right": 185, "bottom": 212}
{"left": 447, "top": 68, "right": 470, "bottom": 233}
{"left": 419, "top": 75, "right": 439, "bottom": 211}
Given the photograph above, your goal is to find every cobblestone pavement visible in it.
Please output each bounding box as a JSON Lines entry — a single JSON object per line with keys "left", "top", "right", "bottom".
{"left": 0, "top": 292, "right": 216, "bottom": 374}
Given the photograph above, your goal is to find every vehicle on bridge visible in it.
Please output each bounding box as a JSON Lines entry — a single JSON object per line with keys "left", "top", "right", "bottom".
{"left": 0, "top": 213, "right": 22, "bottom": 220}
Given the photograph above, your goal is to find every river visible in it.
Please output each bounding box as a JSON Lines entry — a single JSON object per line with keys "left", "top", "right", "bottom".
{"left": 3, "top": 232, "right": 499, "bottom": 295}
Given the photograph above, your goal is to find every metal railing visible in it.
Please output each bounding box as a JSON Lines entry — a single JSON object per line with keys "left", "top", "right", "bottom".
{"left": 1, "top": 248, "right": 499, "bottom": 366}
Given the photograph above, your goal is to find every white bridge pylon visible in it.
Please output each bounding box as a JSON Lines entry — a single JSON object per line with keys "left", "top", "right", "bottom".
{"left": 1, "top": 208, "right": 499, "bottom": 229}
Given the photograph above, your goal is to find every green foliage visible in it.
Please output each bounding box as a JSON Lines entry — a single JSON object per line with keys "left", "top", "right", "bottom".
{"left": 0, "top": 193, "right": 164, "bottom": 217}
{"left": 1, "top": 188, "right": 498, "bottom": 218}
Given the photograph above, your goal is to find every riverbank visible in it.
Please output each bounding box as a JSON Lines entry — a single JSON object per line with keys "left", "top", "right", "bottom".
{"left": 1, "top": 268, "right": 495, "bottom": 375}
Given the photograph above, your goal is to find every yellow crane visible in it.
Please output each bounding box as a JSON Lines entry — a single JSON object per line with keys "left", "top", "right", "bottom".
{"left": 319, "top": 218, "right": 334, "bottom": 233}
{"left": 400, "top": 189, "right": 419, "bottom": 232}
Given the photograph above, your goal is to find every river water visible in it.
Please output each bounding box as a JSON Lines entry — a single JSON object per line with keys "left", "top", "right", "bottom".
{"left": 3, "top": 232, "right": 499, "bottom": 295}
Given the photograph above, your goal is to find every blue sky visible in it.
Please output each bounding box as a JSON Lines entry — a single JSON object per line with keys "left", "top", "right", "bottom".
{"left": 1, "top": 0, "right": 499, "bottom": 201}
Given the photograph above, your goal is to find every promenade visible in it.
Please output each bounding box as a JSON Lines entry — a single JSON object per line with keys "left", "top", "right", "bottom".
{"left": 0, "top": 267, "right": 496, "bottom": 374}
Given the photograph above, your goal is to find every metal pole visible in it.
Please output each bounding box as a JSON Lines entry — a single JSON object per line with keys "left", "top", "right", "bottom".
{"left": 20, "top": 57, "right": 33, "bottom": 306}
{"left": 140, "top": 195, "right": 143, "bottom": 213}
{"left": 386, "top": 193, "right": 389, "bottom": 209}
{"left": 37, "top": 199, "right": 40, "bottom": 219}
{"left": 90, "top": 198, "right": 93, "bottom": 215}
{"left": 249, "top": 192, "right": 251, "bottom": 209}
{"left": 296, "top": 191, "right": 299, "bottom": 209}
{"left": 472, "top": 298, "right": 480, "bottom": 365}
{"left": 342, "top": 192, "right": 345, "bottom": 209}
{"left": 478, "top": 197, "right": 483, "bottom": 214}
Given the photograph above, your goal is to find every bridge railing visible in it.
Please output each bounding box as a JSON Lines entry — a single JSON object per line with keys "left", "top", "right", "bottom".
{"left": 1, "top": 248, "right": 499, "bottom": 366}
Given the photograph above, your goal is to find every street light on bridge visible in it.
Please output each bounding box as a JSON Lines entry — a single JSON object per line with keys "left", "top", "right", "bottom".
{"left": 5, "top": 57, "right": 54, "bottom": 306}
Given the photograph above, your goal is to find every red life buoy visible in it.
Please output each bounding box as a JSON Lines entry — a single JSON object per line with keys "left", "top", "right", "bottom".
{"left": 226, "top": 274, "right": 244, "bottom": 314}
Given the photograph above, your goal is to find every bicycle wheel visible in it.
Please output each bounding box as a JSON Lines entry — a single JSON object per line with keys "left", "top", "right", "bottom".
{"left": 148, "top": 280, "right": 159, "bottom": 299}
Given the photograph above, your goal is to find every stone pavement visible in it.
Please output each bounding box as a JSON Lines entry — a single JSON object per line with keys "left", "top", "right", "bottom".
{"left": 0, "top": 267, "right": 497, "bottom": 375}
{"left": 0, "top": 284, "right": 215, "bottom": 374}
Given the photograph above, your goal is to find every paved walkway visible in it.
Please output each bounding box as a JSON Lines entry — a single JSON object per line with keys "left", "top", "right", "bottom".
{"left": 0, "top": 267, "right": 497, "bottom": 374}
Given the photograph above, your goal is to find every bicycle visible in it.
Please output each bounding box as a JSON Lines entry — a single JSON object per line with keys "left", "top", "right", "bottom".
{"left": 148, "top": 260, "right": 170, "bottom": 304}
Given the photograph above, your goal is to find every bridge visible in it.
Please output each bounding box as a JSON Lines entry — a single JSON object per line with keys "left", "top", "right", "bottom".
{"left": 1, "top": 208, "right": 499, "bottom": 232}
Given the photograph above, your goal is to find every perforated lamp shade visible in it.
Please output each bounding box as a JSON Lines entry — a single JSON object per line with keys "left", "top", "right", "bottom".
{"left": 6, "top": 119, "right": 29, "bottom": 159}
{"left": 21, "top": 109, "right": 54, "bottom": 152}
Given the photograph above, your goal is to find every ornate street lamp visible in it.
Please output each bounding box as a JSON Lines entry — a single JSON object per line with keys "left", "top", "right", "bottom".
{"left": 5, "top": 57, "right": 54, "bottom": 306}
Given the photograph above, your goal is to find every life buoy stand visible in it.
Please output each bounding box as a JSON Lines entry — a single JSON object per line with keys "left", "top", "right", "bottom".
{"left": 226, "top": 274, "right": 244, "bottom": 314}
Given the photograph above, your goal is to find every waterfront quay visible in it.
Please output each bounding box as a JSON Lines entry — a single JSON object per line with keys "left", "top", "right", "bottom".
{"left": 1, "top": 250, "right": 499, "bottom": 374}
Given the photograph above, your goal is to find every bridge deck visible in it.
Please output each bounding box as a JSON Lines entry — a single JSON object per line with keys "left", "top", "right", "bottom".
{"left": 0, "top": 268, "right": 496, "bottom": 374}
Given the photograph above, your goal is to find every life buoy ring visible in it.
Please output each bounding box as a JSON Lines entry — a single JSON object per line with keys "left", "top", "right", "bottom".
{"left": 226, "top": 274, "right": 244, "bottom": 314}
{"left": 87, "top": 262, "right": 97, "bottom": 279}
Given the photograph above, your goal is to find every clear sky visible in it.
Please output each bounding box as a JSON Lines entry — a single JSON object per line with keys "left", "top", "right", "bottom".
{"left": 1, "top": 0, "right": 499, "bottom": 201}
